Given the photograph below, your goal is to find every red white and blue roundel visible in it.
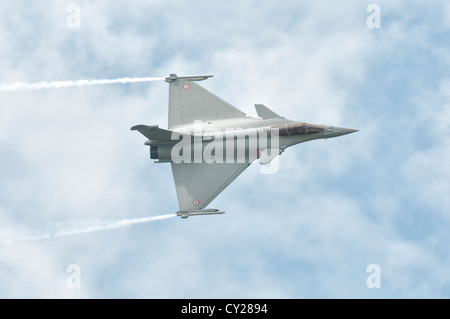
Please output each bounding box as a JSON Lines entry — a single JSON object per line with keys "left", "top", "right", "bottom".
{"left": 193, "top": 199, "right": 199, "bottom": 206}
{"left": 183, "top": 84, "right": 190, "bottom": 90}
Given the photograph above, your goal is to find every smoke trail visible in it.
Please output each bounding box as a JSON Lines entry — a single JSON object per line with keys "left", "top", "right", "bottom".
{"left": 0, "top": 214, "right": 176, "bottom": 244}
{"left": 0, "top": 76, "right": 165, "bottom": 91}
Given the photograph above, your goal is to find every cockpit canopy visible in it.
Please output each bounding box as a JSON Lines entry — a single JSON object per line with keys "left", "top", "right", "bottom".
{"left": 272, "top": 123, "right": 324, "bottom": 136}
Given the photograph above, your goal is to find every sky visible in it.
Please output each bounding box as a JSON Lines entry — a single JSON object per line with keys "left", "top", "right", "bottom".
{"left": 0, "top": 0, "right": 449, "bottom": 298}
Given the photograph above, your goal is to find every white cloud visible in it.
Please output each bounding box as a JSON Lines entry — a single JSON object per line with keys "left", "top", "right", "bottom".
{"left": 402, "top": 80, "right": 450, "bottom": 214}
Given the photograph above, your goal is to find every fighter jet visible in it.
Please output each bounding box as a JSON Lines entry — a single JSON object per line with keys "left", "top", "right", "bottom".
{"left": 131, "top": 74, "right": 357, "bottom": 218}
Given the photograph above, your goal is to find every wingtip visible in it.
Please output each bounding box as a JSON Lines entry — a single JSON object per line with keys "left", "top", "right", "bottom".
{"left": 165, "top": 74, "right": 214, "bottom": 82}
{"left": 130, "top": 124, "right": 159, "bottom": 131}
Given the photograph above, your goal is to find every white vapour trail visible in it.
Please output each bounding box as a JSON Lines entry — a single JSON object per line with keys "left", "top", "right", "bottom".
{"left": 0, "top": 76, "right": 165, "bottom": 91}
{"left": 0, "top": 214, "right": 176, "bottom": 244}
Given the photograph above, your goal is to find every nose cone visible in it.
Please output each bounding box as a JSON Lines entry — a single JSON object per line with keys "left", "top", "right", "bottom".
{"left": 325, "top": 126, "right": 358, "bottom": 138}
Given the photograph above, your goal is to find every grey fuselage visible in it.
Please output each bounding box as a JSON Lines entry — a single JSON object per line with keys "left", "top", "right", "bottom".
{"left": 148, "top": 116, "right": 356, "bottom": 164}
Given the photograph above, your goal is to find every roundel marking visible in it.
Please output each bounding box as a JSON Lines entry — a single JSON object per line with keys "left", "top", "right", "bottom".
{"left": 193, "top": 199, "right": 199, "bottom": 206}
{"left": 183, "top": 84, "right": 190, "bottom": 90}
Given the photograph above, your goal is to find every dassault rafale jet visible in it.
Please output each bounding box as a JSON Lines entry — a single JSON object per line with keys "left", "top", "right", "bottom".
{"left": 131, "top": 74, "right": 357, "bottom": 218}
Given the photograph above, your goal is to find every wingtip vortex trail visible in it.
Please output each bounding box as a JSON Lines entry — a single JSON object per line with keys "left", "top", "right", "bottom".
{"left": 0, "top": 213, "right": 177, "bottom": 244}
{"left": 0, "top": 76, "right": 165, "bottom": 91}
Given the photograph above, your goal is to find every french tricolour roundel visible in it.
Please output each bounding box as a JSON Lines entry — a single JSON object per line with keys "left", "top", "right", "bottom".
{"left": 183, "top": 84, "right": 190, "bottom": 90}
{"left": 193, "top": 199, "right": 199, "bottom": 206}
